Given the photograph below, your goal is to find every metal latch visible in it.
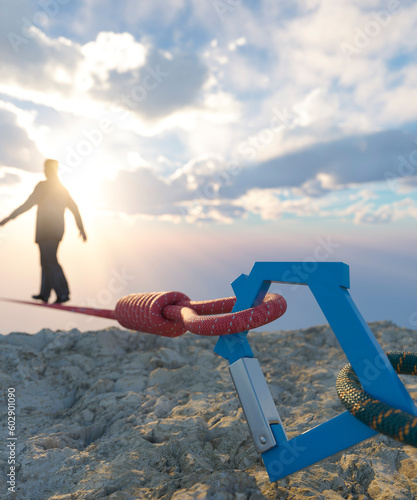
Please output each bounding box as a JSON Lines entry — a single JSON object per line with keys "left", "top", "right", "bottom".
{"left": 229, "top": 357, "right": 287, "bottom": 453}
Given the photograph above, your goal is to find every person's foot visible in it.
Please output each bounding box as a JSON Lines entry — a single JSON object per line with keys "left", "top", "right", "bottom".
{"left": 32, "top": 294, "right": 49, "bottom": 303}
{"left": 54, "top": 294, "right": 70, "bottom": 304}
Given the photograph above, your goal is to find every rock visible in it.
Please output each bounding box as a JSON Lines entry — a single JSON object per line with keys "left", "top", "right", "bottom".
{"left": 153, "top": 395, "right": 175, "bottom": 418}
{"left": 171, "top": 483, "right": 211, "bottom": 499}
{"left": 1, "top": 322, "right": 417, "bottom": 499}
{"left": 80, "top": 409, "right": 95, "bottom": 423}
{"left": 114, "top": 375, "right": 145, "bottom": 393}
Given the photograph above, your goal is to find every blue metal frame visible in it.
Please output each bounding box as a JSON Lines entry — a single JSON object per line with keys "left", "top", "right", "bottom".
{"left": 214, "top": 262, "right": 417, "bottom": 481}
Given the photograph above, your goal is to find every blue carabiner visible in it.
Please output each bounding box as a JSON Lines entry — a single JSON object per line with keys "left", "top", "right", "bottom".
{"left": 214, "top": 262, "right": 417, "bottom": 482}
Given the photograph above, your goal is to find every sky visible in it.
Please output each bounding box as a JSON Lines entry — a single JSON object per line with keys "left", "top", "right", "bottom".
{"left": 0, "top": 0, "right": 417, "bottom": 337}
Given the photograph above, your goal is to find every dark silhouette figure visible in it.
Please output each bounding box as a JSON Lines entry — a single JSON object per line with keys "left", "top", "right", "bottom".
{"left": 0, "top": 159, "right": 87, "bottom": 304}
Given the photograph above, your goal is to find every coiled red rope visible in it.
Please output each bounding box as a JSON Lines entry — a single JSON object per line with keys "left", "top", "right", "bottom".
{"left": 1, "top": 291, "right": 287, "bottom": 337}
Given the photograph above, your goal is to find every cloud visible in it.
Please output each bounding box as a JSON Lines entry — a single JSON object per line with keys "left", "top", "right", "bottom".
{"left": 0, "top": 170, "right": 20, "bottom": 186}
{"left": 1, "top": 0, "right": 416, "bottom": 229}
{"left": 2, "top": 0, "right": 416, "bottom": 159}
{"left": 232, "top": 189, "right": 318, "bottom": 220}
{"left": 221, "top": 129, "right": 417, "bottom": 199}
{"left": 95, "top": 129, "right": 417, "bottom": 224}
{"left": 353, "top": 198, "right": 417, "bottom": 224}
{"left": 396, "top": 176, "right": 417, "bottom": 193}
{"left": 80, "top": 31, "right": 147, "bottom": 79}
{"left": 97, "top": 47, "right": 210, "bottom": 120}
{"left": 0, "top": 2, "right": 82, "bottom": 95}
{"left": 0, "top": 103, "right": 44, "bottom": 171}
{"left": 0, "top": 11, "right": 211, "bottom": 125}
{"left": 97, "top": 151, "right": 248, "bottom": 223}
{"left": 202, "top": 0, "right": 417, "bottom": 135}
{"left": 99, "top": 167, "right": 186, "bottom": 216}
{"left": 65, "top": 0, "right": 190, "bottom": 41}
{"left": 170, "top": 154, "right": 235, "bottom": 192}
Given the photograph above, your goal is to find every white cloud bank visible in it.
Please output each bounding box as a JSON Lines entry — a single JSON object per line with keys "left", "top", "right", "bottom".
{"left": 1, "top": 0, "right": 416, "bottom": 226}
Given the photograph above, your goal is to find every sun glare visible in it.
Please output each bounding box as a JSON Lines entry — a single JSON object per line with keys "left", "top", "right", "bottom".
{"left": 60, "top": 166, "right": 101, "bottom": 216}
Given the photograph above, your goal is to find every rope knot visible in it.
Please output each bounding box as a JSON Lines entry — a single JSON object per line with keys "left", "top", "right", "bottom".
{"left": 115, "top": 291, "right": 190, "bottom": 337}
{"left": 114, "top": 291, "right": 286, "bottom": 338}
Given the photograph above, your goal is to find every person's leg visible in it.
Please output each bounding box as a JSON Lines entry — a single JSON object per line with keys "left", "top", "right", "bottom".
{"left": 36, "top": 241, "right": 52, "bottom": 302}
{"left": 40, "top": 239, "right": 70, "bottom": 302}
{"left": 53, "top": 240, "right": 70, "bottom": 301}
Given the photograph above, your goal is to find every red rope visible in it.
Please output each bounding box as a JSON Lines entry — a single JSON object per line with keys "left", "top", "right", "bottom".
{"left": 0, "top": 297, "right": 116, "bottom": 320}
{"left": 1, "top": 291, "right": 287, "bottom": 338}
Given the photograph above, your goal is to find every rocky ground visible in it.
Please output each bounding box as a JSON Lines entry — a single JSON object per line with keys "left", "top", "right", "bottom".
{"left": 1, "top": 321, "right": 417, "bottom": 499}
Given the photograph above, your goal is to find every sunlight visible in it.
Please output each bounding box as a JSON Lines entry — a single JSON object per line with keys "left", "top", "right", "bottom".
{"left": 59, "top": 164, "right": 101, "bottom": 217}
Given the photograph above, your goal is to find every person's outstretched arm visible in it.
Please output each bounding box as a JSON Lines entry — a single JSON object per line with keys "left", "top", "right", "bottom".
{"left": 0, "top": 185, "right": 41, "bottom": 226}
{"left": 67, "top": 195, "right": 87, "bottom": 242}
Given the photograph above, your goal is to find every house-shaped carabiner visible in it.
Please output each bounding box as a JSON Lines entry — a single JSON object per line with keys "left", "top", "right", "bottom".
{"left": 214, "top": 262, "right": 417, "bottom": 481}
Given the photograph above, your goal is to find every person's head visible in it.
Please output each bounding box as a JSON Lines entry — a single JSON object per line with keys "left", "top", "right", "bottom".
{"left": 44, "top": 159, "right": 59, "bottom": 179}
